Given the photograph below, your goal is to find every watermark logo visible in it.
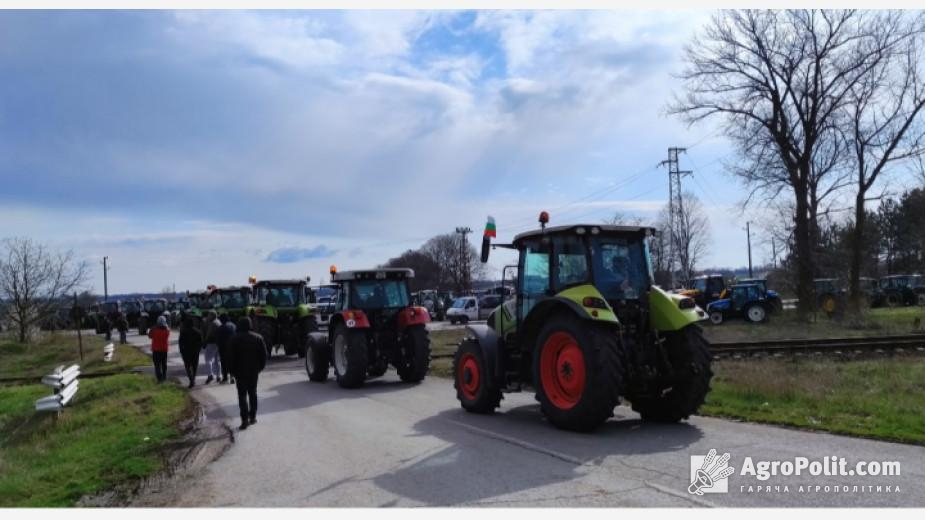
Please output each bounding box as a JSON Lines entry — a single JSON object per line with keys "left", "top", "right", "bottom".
{"left": 689, "top": 449, "right": 735, "bottom": 495}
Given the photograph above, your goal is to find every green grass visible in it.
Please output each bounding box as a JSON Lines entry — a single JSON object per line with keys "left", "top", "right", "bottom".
{"left": 428, "top": 328, "right": 466, "bottom": 378}
{"left": 702, "top": 357, "right": 925, "bottom": 444}
{"left": 702, "top": 306, "right": 925, "bottom": 344}
{"left": 0, "top": 374, "right": 192, "bottom": 506}
{"left": 0, "top": 333, "right": 149, "bottom": 381}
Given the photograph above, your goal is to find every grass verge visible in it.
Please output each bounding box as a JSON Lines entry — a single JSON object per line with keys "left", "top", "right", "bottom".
{"left": 0, "top": 333, "right": 149, "bottom": 381}
{"left": 0, "top": 373, "right": 192, "bottom": 506}
{"left": 428, "top": 328, "right": 466, "bottom": 378}
{"left": 702, "top": 357, "right": 925, "bottom": 444}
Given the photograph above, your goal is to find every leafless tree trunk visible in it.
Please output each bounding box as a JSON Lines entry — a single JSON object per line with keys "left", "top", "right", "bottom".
{"left": 674, "top": 192, "right": 712, "bottom": 286}
{"left": 672, "top": 10, "right": 906, "bottom": 317}
{"left": 0, "top": 238, "right": 89, "bottom": 343}
{"left": 844, "top": 14, "right": 925, "bottom": 311}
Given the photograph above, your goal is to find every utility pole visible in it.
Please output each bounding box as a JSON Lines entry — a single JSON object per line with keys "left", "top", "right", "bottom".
{"left": 455, "top": 226, "right": 472, "bottom": 294}
{"left": 658, "top": 147, "right": 692, "bottom": 288}
{"left": 102, "top": 256, "right": 110, "bottom": 301}
{"left": 771, "top": 237, "right": 777, "bottom": 269}
{"left": 745, "top": 222, "right": 753, "bottom": 278}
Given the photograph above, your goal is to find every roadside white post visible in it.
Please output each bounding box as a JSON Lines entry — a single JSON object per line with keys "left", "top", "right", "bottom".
{"left": 34, "top": 364, "right": 81, "bottom": 413}
{"left": 103, "top": 343, "right": 115, "bottom": 362}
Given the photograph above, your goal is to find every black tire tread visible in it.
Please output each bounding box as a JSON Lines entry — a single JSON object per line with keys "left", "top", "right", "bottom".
{"left": 631, "top": 325, "right": 713, "bottom": 423}
{"left": 453, "top": 337, "right": 502, "bottom": 413}
{"left": 334, "top": 325, "right": 368, "bottom": 389}
{"left": 397, "top": 325, "right": 430, "bottom": 383}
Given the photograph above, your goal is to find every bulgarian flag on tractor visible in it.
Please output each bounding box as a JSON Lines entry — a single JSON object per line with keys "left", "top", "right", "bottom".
{"left": 484, "top": 216, "right": 496, "bottom": 238}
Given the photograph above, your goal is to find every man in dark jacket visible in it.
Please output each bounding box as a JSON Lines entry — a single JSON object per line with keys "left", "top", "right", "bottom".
{"left": 178, "top": 315, "right": 203, "bottom": 388}
{"left": 216, "top": 314, "right": 236, "bottom": 384}
{"left": 229, "top": 317, "right": 267, "bottom": 430}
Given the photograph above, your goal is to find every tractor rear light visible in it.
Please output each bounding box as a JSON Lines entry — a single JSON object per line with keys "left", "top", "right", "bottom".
{"left": 678, "top": 298, "right": 696, "bottom": 310}
{"left": 582, "top": 297, "right": 608, "bottom": 309}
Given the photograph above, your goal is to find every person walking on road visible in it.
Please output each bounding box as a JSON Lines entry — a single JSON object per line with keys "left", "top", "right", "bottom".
{"left": 216, "top": 314, "right": 236, "bottom": 384}
{"left": 178, "top": 315, "right": 203, "bottom": 388}
{"left": 229, "top": 317, "right": 266, "bottom": 431}
{"left": 116, "top": 314, "right": 129, "bottom": 345}
{"left": 148, "top": 315, "right": 171, "bottom": 383}
{"left": 203, "top": 311, "right": 222, "bottom": 384}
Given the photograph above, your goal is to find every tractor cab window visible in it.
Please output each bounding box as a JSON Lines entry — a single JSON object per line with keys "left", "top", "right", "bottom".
{"left": 350, "top": 280, "right": 410, "bottom": 309}
{"left": 266, "top": 286, "right": 298, "bottom": 307}
{"left": 144, "top": 301, "right": 166, "bottom": 314}
{"left": 590, "top": 237, "right": 646, "bottom": 300}
{"left": 519, "top": 239, "right": 550, "bottom": 319}
{"left": 209, "top": 292, "right": 222, "bottom": 307}
{"left": 554, "top": 235, "right": 589, "bottom": 290}
{"left": 222, "top": 291, "right": 249, "bottom": 308}
{"left": 706, "top": 278, "right": 725, "bottom": 295}
{"left": 692, "top": 278, "right": 707, "bottom": 292}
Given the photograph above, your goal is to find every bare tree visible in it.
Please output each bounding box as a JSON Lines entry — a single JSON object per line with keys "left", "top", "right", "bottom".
{"left": 844, "top": 14, "right": 925, "bottom": 310}
{"left": 674, "top": 192, "right": 712, "bottom": 286}
{"left": 0, "top": 238, "right": 88, "bottom": 343}
{"left": 603, "top": 211, "right": 644, "bottom": 226}
{"left": 647, "top": 205, "right": 672, "bottom": 287}
{"left": 672, "top": 10, "right": 908, "bottom": 316}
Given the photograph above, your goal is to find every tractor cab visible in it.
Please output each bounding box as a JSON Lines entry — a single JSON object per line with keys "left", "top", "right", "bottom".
{"left": 737, "top": 278, "right": 783, "bottom": 313}
{"left": 212, "top": 286, "right": 253, "bottom": 318}
{"left": 137, "top": 298, "right": 169, "bottom": 334}
{"left": 457, "top": 213, "right": 712, "bottom": 432}
{"left": 683, "top": 274, "right": 727, "bottom": 308}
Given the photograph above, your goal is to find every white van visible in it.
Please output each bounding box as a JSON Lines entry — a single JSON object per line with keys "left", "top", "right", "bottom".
{"left": 447, "top": 295, "right": 502, "bottom": 324}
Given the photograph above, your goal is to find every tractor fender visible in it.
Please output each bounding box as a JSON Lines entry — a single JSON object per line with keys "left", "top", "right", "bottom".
{"left": 519, "top": 297, "right": 598, "bottom": 352}
{"left": 463, "top": 323, "right": 504, "bottom": 385}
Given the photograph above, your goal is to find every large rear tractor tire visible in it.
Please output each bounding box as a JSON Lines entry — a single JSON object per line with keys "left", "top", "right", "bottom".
{"left": 332, "top": 324, "right": 368, "bottom": 389}
{"left": 397, "top": 325, "right": 431, "bottom": 383}
{"left": 631, "top": 325, "right": 713, "bottom": 423}
{"left": 453, "top": 337, "right": 502, "bottom": 414}
{"left": 533, "top": 314, "right": 624, "bottom": 432}
{"left": 305, "top": 339, "right": 330, "bottom": 382}
{"left": 744, "top": 304, "right": 767, "bottom": 323}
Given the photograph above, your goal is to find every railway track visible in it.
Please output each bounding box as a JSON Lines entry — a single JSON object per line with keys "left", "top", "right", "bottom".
{"left": 433, "top": 333, "right": 925, "bottom": 360}
{"left": 710, "top": 333, "right": 925, "bottom": 356}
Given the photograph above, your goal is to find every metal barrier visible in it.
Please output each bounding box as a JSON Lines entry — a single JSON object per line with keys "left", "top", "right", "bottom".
{"left": 35, "top": 364, "right": 80, "bottom": 412}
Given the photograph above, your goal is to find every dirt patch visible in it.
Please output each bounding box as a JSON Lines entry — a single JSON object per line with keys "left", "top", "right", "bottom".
{"left": 77, "top": 401, "right": 234, "bottom": 507}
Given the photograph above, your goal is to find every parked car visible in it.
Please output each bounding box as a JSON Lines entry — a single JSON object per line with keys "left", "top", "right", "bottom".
{"left": 447, "top": 295, "right": 500, "bottom": 324}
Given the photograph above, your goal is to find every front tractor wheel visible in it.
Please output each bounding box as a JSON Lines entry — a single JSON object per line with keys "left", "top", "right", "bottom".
{"left": 397, "top": 325, "right": 430, "bottom": 383}
{"left": 533, "top": 315, "right": 624, "bottom": 432}
{"left": 708, "top": 311, "right": 724, "bottom": 325}
{"left": 332, "top": 324, "right": 368, "bottom": 389}
{"left": 305, "top": 339, "right": 330, "bottom": 382}
{"left": 453, "top": 337, "right": 502, "bottom": 413}
{"left": 631, "top": 325, "right": 713, "bottom": 423}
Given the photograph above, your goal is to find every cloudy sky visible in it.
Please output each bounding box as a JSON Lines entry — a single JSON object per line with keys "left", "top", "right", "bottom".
{"left": 1, "top": 9, "right": 762, "bottom": 294}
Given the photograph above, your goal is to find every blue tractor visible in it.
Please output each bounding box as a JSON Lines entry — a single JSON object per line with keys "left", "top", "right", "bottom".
{"left": 706, "top": 283, "right": 771, "bottom": 325}
{"left": 737, "top": 278, "right": 783, "bottom": 313}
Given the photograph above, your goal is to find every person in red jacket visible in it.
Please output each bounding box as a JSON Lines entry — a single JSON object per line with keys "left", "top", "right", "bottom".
{"left": 148, "top": 315, "right": 171, "bottom": 382}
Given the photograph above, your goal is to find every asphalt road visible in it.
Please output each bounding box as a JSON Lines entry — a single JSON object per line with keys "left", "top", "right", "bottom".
{"left": 124, "top": 331, "right": 924, "bottom": 507}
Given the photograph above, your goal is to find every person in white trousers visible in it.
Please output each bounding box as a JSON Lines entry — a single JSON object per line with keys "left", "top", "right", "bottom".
{"left": 203, "top": 311, "right": 222, "bottom": 384}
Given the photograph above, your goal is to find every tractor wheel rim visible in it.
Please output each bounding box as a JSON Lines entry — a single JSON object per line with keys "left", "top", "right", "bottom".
{"left": 334, "top": 333, "right": 347, "bottom": 375}
{"left": 823, "top": 298, "right": 835, "bottom": 312}
{"left": 540, "top": 331, "right": 585, "bottom": 410}
{"left": 749, "top": 307, "right": 764, "bottom": 321}
{"left": 710, "top": 312, "right": 722, "bottom": 324}
{"left": 458, "top": 353, "right": 480, "bottom": 400}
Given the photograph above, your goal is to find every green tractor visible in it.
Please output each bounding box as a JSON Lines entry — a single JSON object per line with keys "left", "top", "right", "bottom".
{"left": 249, "top": 277, "right": 318, "bottom": 358}
{"left": 209, "top": 285, "right": 254, "bottom": 322}
{"left": 453, "top": 214, "right": 712, "bottom": 432}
